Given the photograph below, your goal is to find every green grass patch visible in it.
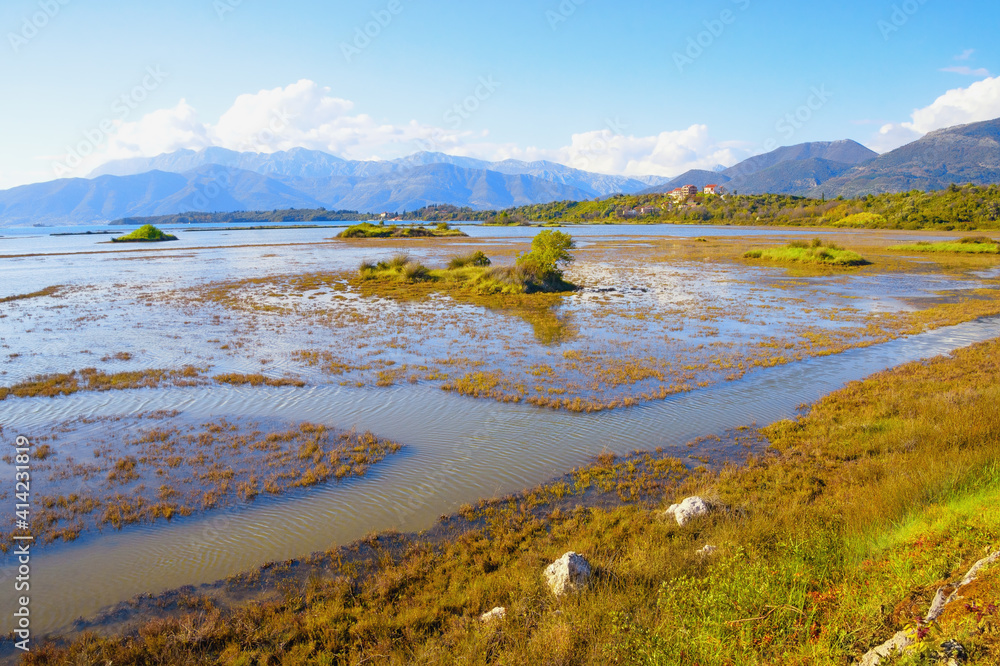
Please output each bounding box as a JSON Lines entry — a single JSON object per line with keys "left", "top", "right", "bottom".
{"left": 889, "top": 236, "right": 1000, "bottom": 255}
{"left": 831, "top": 212, "right": 888, "bottom": 228}
{"left": 110, "top": 224, "right": 178, "bottom": 243}
{"left": 338, "top": 222, "right": 468, "bottom": 238}
{"left": 744, "top": 238, "right": 870, "bottom": 266}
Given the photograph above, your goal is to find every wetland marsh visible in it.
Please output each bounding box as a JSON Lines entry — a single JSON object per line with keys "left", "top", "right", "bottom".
{"left": 1, "top": 222, "right": 999, "bottom": 646}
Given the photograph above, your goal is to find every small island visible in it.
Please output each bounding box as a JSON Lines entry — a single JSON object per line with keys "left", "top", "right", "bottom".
{"left": 337, "top": 222, "right": 468, "bottom": 239}
{"left": 111, "top": 224, "right": 179, "bottom": 243}
{"left": 359, "top": 230, "right": 578, "bottom": 296}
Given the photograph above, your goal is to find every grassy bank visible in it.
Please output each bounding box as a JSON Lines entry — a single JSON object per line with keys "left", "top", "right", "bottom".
{"left": 890, "top": 236, "right": 1000, "bottom": 255}
{"left": 111, "top": 224, "right": 178, "bottom": 243}
{"left": 744, "top": 238, "right": 870, "bottom": 267}
{"left": 25, "top": 338, "right": 1000, "bottom": 664}
{"left": 338, "top": 222, "right": 467, "bottom": 239}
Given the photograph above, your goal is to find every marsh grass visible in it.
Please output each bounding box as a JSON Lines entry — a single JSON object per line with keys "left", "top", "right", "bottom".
{"left": 0, "top": 285, "right": 64, "bottom": 303}
{"left": 6, "top": 418, "right": 402, "bottom": 548}
{"left": 744, "top": 238, "right": 870, "bottom": 267}
{"left": 889, "top": 236, "right": 1000, "bottom": 255}
{"left": 25, "top": 339, "right": 1000, "bottom": 664}
{"left": 0, "top": 366, "right": 207, "bottom": 401}
{"left": 358, "top": 250, "right": 578, "bottom": 296}
{"left": 212, "top": 373, "right": 305, "bottom": 388}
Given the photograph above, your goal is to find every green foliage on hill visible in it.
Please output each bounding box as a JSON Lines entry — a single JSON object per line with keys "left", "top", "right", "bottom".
{"left": 110, "top": 224, "right": 178, "bottom": 243}
{"left": 401, "top": 184, "right": 1000, "bottom": 231}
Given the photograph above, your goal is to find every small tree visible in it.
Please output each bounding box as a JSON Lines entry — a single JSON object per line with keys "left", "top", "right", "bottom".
{"left": 517, "top": 230, "right": 576, "bottom": 274}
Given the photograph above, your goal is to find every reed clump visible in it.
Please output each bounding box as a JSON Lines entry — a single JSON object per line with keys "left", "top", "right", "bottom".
{"left": 745, "top": 238, "right": 870, "bottom": 266}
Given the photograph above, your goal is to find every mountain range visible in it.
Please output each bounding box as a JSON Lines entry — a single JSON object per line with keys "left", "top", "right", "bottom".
{"left": 638, "top": 140, "right": 879, "bottom": 195}
{"left": 2, "top": 118, "right": 1000, "bottom": 226}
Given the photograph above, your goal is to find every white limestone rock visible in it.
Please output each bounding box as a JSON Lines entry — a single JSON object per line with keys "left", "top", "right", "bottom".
{"left": 663, "top": 496, "right": 711, "bottom": 526}
{"left": 544, "top": 551, "right": 592, "bottom": 597}
{"left": 479, "top": 607, "right": 506, "bottom": 623}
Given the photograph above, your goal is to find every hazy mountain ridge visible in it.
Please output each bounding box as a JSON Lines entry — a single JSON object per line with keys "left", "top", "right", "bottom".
{"left": 90, "top": 149, "right": 663, "bottom": 199}
{"left": 0, "top": 163, "right": 592, "bottom": 226}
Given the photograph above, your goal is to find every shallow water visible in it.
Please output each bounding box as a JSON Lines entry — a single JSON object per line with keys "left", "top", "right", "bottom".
{"left": 0, "top": 315, "right": 998, "bottom": 635}
{"left": 0, "top": 224, "right": 997, "bottom": 637}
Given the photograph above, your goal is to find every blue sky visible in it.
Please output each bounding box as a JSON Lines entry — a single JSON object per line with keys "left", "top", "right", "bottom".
{"left": 1, "top": 0, "right": 998, "bottom": 188}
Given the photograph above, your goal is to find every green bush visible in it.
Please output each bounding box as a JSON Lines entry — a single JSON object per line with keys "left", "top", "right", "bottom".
{"left": 111, "top": 224, "right": 178, "bottom": 242}
{"left": 448, "top": 251, "right": 492, "bottom": 269}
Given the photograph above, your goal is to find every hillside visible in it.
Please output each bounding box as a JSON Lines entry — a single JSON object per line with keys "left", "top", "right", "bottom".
{"left": 726, "top": 158, "right": 858, "bottom": 195}
{"left": 638, "top": 140, "right": 876, "bottom": 196}
{"left": 722, "top": 139, "right": 876, "bottom": 180}
{"left": 813, "top": 118, "right": 1000, "bottom": 197}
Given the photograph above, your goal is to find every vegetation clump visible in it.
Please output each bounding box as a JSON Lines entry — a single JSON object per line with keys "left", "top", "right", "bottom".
{"left": 358, "top": 231, "right": 579, "bottom": 295}
{"left": 338, "top": 222, "right": 467, "bottom": 239}
{"left": 744, "top": 238, "right": 870, "bottom": 266}
{"left": 212, "top": 373, "right": 305, "bottom": 388}
{"left": 111, "top": 224, "right": 178, "bottom": 243}
{"left": 889, "top": 236, "right": 1000, "bottom": 254}
{"left": 0, "top": 366, "right": 205, "bottom": 401}
{"left": 0, "top": 285, "right": 64, "bottom": 303}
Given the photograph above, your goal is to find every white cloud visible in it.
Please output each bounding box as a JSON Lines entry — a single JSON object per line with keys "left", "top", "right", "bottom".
{"left": 940, "top": 66, "right": 991, "bottom": 77}
{"left": 954, "top": 49, "right": 975, "bottom": 61}
{"left": 869, "top": 76, "right": 1000, "bottom": 152}
{"left": 44, "top": 79, "right": 747, "bottom": 182}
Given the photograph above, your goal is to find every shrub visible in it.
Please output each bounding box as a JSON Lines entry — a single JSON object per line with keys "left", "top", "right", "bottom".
{"left": 448, "top": 251, "right": 492, "bottom": 269}
{"left": 402, "top": 262, "right": 431, "bottom": 282}
{"left": 112, "top": 224, "right": 178, "bottom": 243}
{"left": 517, "top": 229, "right": 576, "bottom": 272}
